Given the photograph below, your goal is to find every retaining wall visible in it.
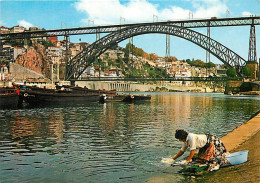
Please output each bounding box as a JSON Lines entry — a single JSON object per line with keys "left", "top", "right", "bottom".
{"left": 75, "top": 81, "right": 213, "bottom": 92}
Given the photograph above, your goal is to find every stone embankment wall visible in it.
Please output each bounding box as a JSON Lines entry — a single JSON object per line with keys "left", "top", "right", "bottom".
{"left": 225, "top": 80, "right": 260, "bottom": 94}
{"left": 10, "top": 63, "right": 45, "bottom": 81}
{"left": 75, "top": 81, "right": 214, "bottom": 92}
{"left": 225, "top": 80, "right": 243, "bottom": 94}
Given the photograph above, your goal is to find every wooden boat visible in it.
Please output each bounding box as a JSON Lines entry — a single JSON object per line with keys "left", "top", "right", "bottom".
{"left": 23, "top": 90, "right": 102, "bottom": 105}
{"left": 122, "top": 94, "right": 151, "bottom": 102}
{"left": 104, "top": 94, "right": 151, "bottom": 102}
{"left": 13, "top": 83, "right": 151, "bottom": 105}
{"left": 14, "top": 84, "right": 103, "bottom": 106}
{"left": 0, "top": 87, "right": 20, "bottom": 109}
{"left": 103, "top": 94, "right": 129, "bottom": 102}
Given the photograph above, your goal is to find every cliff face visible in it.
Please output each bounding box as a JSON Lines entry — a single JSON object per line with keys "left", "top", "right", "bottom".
{"left": 15, "top": 43, "right": 50, "bottom": 78}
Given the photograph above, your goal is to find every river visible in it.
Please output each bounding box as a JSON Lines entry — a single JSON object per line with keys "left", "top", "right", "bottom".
{"left": 0, "top": 92, "right": 259, "bottom": 183}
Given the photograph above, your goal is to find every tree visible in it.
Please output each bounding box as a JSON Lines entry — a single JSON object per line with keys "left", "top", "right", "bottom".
{"left": 110, "top": 43, "right": 118, "bottom": 50}
{"left": 135, "top": 47, "right": 144, "bottom": 57}
{"left": 206, "top": 62, "right": 216, "bottom": 68}
{"left": 241, "top": 67, "right": 251, "bottom": 77}
{"left": 42, "top": 40, "right": 54, "bottom": 49}
{"left": 149, "top": 53, "right": 158, "bottom": 61}
{"left": 124, "top": 43, "right": 151, "bottom": 59}
{"left": 142, "top": 52, "right": 149, "bottom": 60}
{"left": 167, "top": 56, "right": 178, "bottom": 62}
{"left": 226, "top": 68, "right": 237, "bottom": 78}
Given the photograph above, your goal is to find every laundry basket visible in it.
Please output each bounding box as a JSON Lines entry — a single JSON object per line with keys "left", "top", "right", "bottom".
{"left": 225, "top": 150, "right": 249, "bottom": 165}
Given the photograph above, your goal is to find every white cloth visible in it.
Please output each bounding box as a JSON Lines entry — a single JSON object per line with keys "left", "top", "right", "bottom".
{"left": 161, "top": 158, "right": 175, "bottom": 164}
{"left": 181, "top": 133, "right": 207, "bottom": 151}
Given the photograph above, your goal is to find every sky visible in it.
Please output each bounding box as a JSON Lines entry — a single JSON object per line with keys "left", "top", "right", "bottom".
{"left": 0, "top": 0, "right": 260, "bottom": 64}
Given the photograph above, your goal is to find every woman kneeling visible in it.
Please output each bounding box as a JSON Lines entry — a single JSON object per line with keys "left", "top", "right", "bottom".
{"left": 172, "top": 129, "right": 227, "bottom": 164}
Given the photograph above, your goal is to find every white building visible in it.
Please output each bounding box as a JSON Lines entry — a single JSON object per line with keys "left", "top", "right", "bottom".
{"left": 10, "top": 25, "right": 25, "bottom": 33}
{"left": 0, "top": 26, "right": 10, "bottom": 34}
{"left": 86, "top": 66, "right": 95, "bottom": 76}
{"left": 46, "top": 46, "right": 64, "bottom": 65}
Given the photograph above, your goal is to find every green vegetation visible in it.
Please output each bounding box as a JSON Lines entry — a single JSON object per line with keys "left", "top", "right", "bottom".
{"left": 92, "top": 43, "right": 169, "bottom": 78}
{"left": 226, "top": 67, "right": 237, "bottom": 78}
{"left": 124, "top": 43, "right": 158, "bottom": 61}
{"left": 241, "top": 67, "right": 251, "bottom": 78}
{"left": 186, "top": 59, "right": 215, "bottom": 68}
{"left": 122, "top": 63, "right": 168, "bottom": 78}
{"left": 39, "top": 40, "right": 54, "bottom": 49}
{"left": 125, "top": 43, "right": 146, "bottom": 58}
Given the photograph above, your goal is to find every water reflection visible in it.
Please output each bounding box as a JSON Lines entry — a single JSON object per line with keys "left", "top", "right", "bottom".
{"left": 0, "top": 93, "right": 259, "bottom": 182}
{"left": 0, "top": 110, "right": 65, "bottom": 156}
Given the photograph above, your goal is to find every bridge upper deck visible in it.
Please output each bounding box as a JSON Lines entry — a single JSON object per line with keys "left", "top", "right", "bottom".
{"left": 1, "top": 16, "right": 259, "bottom": 40}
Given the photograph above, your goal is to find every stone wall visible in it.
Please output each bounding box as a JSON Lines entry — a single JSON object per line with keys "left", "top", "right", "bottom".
{"left": 246, "top": 61, "right": 258, "bottom": 79}
{"left": 10, "top": 63, "right": 45, "bottom": 81}
{"left": 225, "top": 80, "right": 243, "bottom": 94}
{"left": 74, "top": 81, "right": 214, "bottom": 92}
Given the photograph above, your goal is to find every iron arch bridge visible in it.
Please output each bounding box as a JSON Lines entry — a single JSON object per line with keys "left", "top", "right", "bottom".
{"left": 65, "top": 24, "right": 246, "bottom": 80}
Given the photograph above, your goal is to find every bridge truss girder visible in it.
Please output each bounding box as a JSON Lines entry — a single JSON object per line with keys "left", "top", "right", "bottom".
{"left": 65, "top": 24, "right": 246, "bottom": 80}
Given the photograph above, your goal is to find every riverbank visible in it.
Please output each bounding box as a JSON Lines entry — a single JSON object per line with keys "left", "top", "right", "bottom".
{"left": 197, "top": 111, "right": 260, "bottom": 182}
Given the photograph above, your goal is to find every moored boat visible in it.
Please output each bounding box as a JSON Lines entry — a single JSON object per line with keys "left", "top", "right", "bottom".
{"left": 23, "top": 90, "right": 102, "bottom": 105}
{"left": 13, "top": 83, "right": 151, "bottom": 105}
{"left": 15, "top": 84, "right": 104, "bottom": 106}
{"left": 122, "top": 94, "right": 151, "bottom": 102}
{"left": 0, "top": 87, "right": 20, "bottom": 109}
{"left": 103, "top": 94, "right": 151, "bottom": 102}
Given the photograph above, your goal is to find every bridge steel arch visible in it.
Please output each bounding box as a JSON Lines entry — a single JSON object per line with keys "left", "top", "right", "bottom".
{"left": 66, "top": 24, "right": 246, "bottom": 80}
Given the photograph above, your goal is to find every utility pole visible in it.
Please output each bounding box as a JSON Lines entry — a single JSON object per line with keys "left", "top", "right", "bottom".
{"left": 129, "top": 36, "right": 133, "bottom": 77}
{"left": 88, "top": 20, "right": 94, "bottom": 27}
{"left": 96, "top": 29, "right": 101, "bottom": 78}
{"left": 50, "top": 63, "right": 53, "bottom": 86}
{"left": 226, "top": 9, "right": 230, "bottom": 17}
{"left": 61, "top": 21, "right": 67, "bottom": 29}
{"left": 153, "top": 15, "right": 158, "bottom": 22}
{"left": 206, "top": 25, "right": 210, "bottom": 77}
{"left": 166, "top": 34, "right": 170, "bottom": 62}
{"left": 64, "top": 32, "right": 69, "bottom": 80}
{"left": 61, "top": 21, "right": 68, "bottom": 80}
{"left": 120, "top": 17, "right": 125, "bottom": 25}
{"left": 57, "top": 59, "right": 59, "bottom": 82}
{"left": 189, "top": 11, "right": 193, "bottom": 19}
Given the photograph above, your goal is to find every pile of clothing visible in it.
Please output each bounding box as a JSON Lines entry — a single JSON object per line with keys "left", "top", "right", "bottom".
{"left": 173, "top": 152, "right": 231, "bottom": 174}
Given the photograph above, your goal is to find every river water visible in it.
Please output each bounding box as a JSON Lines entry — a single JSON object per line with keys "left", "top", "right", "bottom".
{"left": 0, "top": 93, "right": 259, "bottom": 183}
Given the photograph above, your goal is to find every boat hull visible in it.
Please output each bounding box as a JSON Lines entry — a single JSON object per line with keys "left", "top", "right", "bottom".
{"left": 0, "top": 93, "right": 19, "bottom": 109}
{"left": 23, "top": 91, "right": 101, "bottom": 106}
{"left": 105, "top": 94, "right": 151, "bottom": 102}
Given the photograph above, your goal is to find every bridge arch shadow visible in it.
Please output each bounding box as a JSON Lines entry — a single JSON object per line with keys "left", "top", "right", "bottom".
{"left": 66, "top": 24, "right": 246, "bottom": 80}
